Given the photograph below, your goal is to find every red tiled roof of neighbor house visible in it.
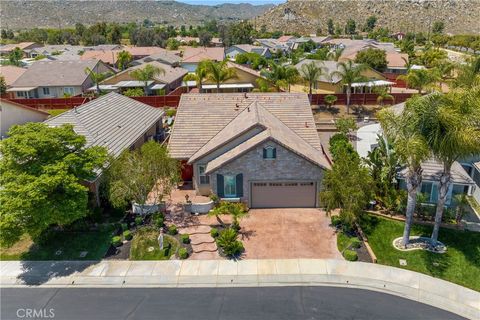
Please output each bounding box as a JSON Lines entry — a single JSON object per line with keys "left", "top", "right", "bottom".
{"left": 80, "top": 50, "right": 122, "bottom": 65}
{"left": 277, "top": 35, "right": 294, "bottom": 42}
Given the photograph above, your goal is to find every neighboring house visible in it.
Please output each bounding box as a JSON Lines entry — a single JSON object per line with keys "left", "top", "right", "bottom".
{"left": 324, "top": 38, "right": 408, "bottom": 74}
{"left": 181, "top": 47, "right": 225, "bottom": 72}
{"left": 80, "top": 49, "right": 122, "bottom": 65}
{"left": 292, "top": 59, "right": 389, "bottom": 94}
{"left": 200, "top": 62, "right": 273, "bottom": 93}
{"left": 358, "top": 103, "right": 476, "bottom": 207}
{"left": 471, "top": 161, "right": 480, "bottom": 205}
{"left": 0, "top": 99, "right": 49, "bottom": 138}
{"left": 397, "top": 159, "right": 475, "bottom": 206}
{"left": 8, "top": 59, "right": 112, "bottom": 98}
{"left": 255, "top": 38, "right": 291, "bottom": 54}
{"left": 45, "top": 92, "right": 165, "bottom": 203}
{"left": 29, "top": 45, "right": 85, "bottom": 61}
{"left": 131, "top": 51, "right": 181, "bottom": 67}
{"left": 99, "top": 61, "right": 188, "bottom": 94}
{"left": 168, "top": 93, "right": 331, "bottom": 208}
{"left": 0, "top": 42, "right": 43, "bottom": 58}
{"left": 0, "top": 65, "right": 27, "bottom": 98}
{"left": 225, "top": 45, "right": 272, "bottom": 60}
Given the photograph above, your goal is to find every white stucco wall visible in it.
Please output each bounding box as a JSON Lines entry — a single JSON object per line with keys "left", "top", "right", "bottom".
{"left": 356, "top": 123, "right": 382, "bottom": 158}
{"left": 0, "top": 100, "right": 49, "bottom": 138}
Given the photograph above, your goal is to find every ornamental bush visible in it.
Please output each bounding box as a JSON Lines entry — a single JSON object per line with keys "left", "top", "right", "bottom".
{"left": 351, "top": 238, "right": 362, "bottom": 249}
{"left": 331, "top": 215, "right": 342, "bottom": 227}
{"left": 123, "top": 230, "right": 133, "bottom": 241}
{"left": 216, "top": 228, "right": 243, "bottom": 257}
{"left": 111, "top": 236, "right": 122, "bottom": 247}
{"left": 343, "top": 249, "right": 358, "bottom": 261}
{"left": 135, "top": 216, "right": 143, "bottom": 226}
{"left": 178, "top": 248, "right": 188, "bottom": 259}
{"left": 210, "top": 228, "right": 219, "bottom": 238}
{"left": 168, "top": 224, "right": 178, "bottom": 235}
{"left": 180, "top": 234, "right": 190, "bottom": 244}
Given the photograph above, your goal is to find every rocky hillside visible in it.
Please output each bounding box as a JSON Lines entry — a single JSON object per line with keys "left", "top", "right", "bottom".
{"left": 255, "top": 0, "right": 480, "bottom": 35}
{"left": 0, "top": 0, "right": 273, "bottom": 29}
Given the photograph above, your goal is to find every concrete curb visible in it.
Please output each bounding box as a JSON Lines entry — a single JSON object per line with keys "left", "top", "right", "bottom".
{"left": 1, "top": 259, "right": 478, "bottom": 319}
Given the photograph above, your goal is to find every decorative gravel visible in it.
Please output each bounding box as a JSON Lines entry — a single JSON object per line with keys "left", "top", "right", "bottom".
{"left": 393, "top": 236, "right": 447, "bottom": 253}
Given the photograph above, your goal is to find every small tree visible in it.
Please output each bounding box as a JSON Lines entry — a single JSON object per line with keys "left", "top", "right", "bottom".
{"left": 117, "top": 50, "right": 133, "bottom": 71}
{"left": 8, "top": 47, "right": 23, "bottom": 66}
{"left": 355, "top": 48, "right": 388, "bottom": 72}
{"left": 106, "top": 141, "right": 180, "bottom": 213}
{"left": 0, "top": 123, "right": 107, "bottom": 247}
{"left": 208, "top": 202, "right": 248, "bottom": 229}
{"left": 335, "top": 117, "right": 357, "bottom": 136}
{"left": 300, "top": 61, "right": 326, "bottom": 99}
{"left": 324, "top": 94, "right": 338, "bottom": 108}
{"left": 330, "top": 60, "right": 367, "bottom": 113}
{"left": 0, "top": 76, "right": 6, "bottom": 95}
{"left": 130, "top": 64, "right": 165, "bottom": 95}
{"left": 84, "top": 67, "right": 112, "bottom": 96}
{"left": 205, "top": 60, "right": 237, "bottom": 93}
{"left": 373, "top": 86, "right": 394, "bottom": 106}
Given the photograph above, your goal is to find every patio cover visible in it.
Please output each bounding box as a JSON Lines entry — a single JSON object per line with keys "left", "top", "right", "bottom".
{"left": 350, "top": 80, "right": 395, "bottom": 88}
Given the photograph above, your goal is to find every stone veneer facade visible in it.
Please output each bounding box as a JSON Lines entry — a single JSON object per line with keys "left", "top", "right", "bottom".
{"left": 206, "top": 140, "right": 325, "bottom": 208}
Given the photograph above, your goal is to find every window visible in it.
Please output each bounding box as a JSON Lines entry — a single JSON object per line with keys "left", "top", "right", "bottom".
{"left": 420, "top": 182, "right": 433, "bottom": 202}
{"left": 198, "top": 165, "right": 209, "bottom": 185}
{"left": 63, "top": 87, "right": 75, "bottom": 95}
{"left": 263, "top": 146, "right": 276, "bottom": 159}
{"left": 224, "top": 175, "right": 236, "bottom": 197}
{"left": 16, "top": 91, "right": 25, "bottom": 97}
{"left": 42, "top": 87, "right": 50, "bottom": 95}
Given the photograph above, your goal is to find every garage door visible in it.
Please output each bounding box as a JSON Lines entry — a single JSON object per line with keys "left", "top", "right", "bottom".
{"left": 250, "top": 181, "right": 317, "bottom": 208}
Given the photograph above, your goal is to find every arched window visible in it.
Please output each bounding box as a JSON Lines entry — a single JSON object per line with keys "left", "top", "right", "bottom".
{"left": 263, "top": 146, "right": 276, "bottom": 159}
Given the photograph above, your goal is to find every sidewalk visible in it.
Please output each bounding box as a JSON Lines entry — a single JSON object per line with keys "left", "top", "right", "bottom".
{"left": 1, "top": 259, "right": 478, "bottom": 319}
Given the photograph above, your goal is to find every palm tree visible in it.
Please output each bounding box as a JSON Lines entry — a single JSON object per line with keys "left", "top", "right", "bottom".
{"left": 183, "top": 60, "right": 209, "bottom": 91}
{"left": 373, "top": 86, "right": 395, "bottom": 106}
{"left": 205, "top": 61, "right": 238, "bottom": 93}
{"left": 300, "top": 61, "right": 327, "bottom": 100}
{"left": 117, "top": 50, "right": 133, "bottom": 71}
{"left": 328, "top": 47, "right": 344, "bottom": 62}
{"left": 410, "top": 89, "right": 480, "bottom": 245}
{"left": 260, "top": 62, "right": 298, "bottom": 92}
{"left": 452, "top": 56, "right": 480, "bottom": 89}
{"left": 398, "top": 69, "right": 439, "bottom": 94}
{"left": 330, "top": 60, "right": 367, "bottom": 114}
{"left": 130, "top": 64, "right": 165, "bottom": 95}
{"left": 378, "top": 98, "right": 430, "bottom": 247}
{"left": 84, "top": 67, "right": 112, "bottom": 96}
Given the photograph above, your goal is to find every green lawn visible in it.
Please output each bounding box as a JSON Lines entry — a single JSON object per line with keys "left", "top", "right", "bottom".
{"left": 337, "top": 231, "right": 355, "bottom": 252}
{"left": 0, "top": 229, "right": 112, "bottom": 261}
{"left": 360, "top": 214, "right": 480, "bottom": 291}
{"left": 47, "top": 109, "right": 69, "bottom": 117}
{"left": 130, "top": 227, "right": 179, "bottom": 260}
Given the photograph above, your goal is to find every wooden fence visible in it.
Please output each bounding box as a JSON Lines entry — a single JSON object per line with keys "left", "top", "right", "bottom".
{"left": 6, "top": 92, "right": 414, "bottom": 110}
{"left": 309, "top": 93, "right": 413, "bottom": 105}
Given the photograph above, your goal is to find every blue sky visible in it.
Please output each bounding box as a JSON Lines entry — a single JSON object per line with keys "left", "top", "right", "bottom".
{"left": 179, "top": 0, "right": 286, "bottom": 5}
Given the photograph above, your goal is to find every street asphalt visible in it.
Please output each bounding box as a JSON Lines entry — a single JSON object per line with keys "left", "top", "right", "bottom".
{"left": 1, "top": 286, "right": 467, "bottom": 320}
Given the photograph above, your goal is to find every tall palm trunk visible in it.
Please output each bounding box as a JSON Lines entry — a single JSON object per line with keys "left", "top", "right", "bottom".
{"left": 143, "top": 82, "right": 149, "bottom": 96}
{"left": 217, "top": 81, "right": 220, "bottom": 93}
{"left": 346, "top": 85, "right": 351, "bottom": 114}
{"left": 403, "top": 167, "right": 422, "bottom": 247}
{"left": 431, "top": 166, "right": 451, "bottom": 244}
{"left": 309, "top": 82, "right": 313, "bottom": 102}
{"left": 96, "top": 83, "right": 101, "bottom": 96}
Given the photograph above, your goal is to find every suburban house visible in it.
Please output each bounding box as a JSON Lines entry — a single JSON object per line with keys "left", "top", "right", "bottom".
{"left": 0, "top": 65, "right": 27, "bottom": 98}
{"left": 324, "top": 38, "right": 409, "bottom": 74}
{"left": 181, "top": 47, "right": 225, "bottom": 72}
{"left": 130, "top": 51, "right": 181, "bottom": 67}
{"left": 7, "top": 59, "right": 112, "bottom": 98}
{"left": 45, "top": 92, "right": 165, "bottom": 203}
{"left": 28, "top": 45, "right": 85, "bottom": 61}
{"left": 292, "top": 59, "right": 389, "bottom": 94}
{"left": 0, "top": 42, "right": 43, "bottom": 58}
{"left": 358, "top": 103, "right": 476, "bottom": 207}
{"left": 225, "top": 45, "right": 272, "bottom": 60}
{"left": 168, "top": 93, "right": 331, "bottom": 208}
{"left": 0, "top": 99, "right": 49, "bottom": 138}
{"left": 200, "top": 62, "right": 272, "bottom": 93}
{"left": 255, "top": 38, "right": 291, "bottom": 54}
{"left": 470, "top": 160, "right": 480, "bottom": 205}
{"left": 98, "top": 61, "right": 188, "bottom": 94}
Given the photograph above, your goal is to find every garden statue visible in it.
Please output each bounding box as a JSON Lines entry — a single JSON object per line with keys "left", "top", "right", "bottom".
{"left": 158, "top": 229, "right": 164, "bottom": 250}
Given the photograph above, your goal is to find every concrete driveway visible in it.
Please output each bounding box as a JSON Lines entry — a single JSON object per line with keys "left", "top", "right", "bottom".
{"left": 239, "top": 209, "right": 342, "bottom": 259}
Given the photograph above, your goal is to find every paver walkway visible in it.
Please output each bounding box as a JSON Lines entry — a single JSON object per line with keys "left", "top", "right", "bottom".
{"left": 179, "top": 225, "right": 220, "bottom": 260}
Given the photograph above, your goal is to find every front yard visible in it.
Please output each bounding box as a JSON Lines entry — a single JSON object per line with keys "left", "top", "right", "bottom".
{"left": 0, "top": 228, "right": 112, "bottom": 261}
{"left": 359, "top": 214, "right": 480, "bottom": 291}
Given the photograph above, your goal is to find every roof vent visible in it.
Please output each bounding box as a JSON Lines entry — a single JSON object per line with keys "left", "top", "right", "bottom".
{"left": 244, "top": 92, "right": 248, "bottom": 99}
{"left": 305, "top": 122, "right": 309, "bottom": 128}
{"left": 247, "top": 106, "right": 250, "bottom": 112}
{"left": 74, "top": 106, "right": 79, "bottom": 113}
{"left": 235, "top": 103, "right": 240, "bottom": 110}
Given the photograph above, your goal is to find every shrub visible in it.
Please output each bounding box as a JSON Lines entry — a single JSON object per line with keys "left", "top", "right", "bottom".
{"left": 343, "top": 249, "right": 358, "bottom": 261}
{"left": 351, "top": 238, "right": 362, "bottom": 249}
{"left": 178, "top": 247, "right": 188, "bottom": 259}
{"left": 166, "top": 109, "right": 177, "bottom": 117}
{"left": 210, "top": 228, "right": 219, "bottom": 238}
{"left": 121, "top": 223, "right": 129, "bottom": 231}
{"left": 152, "top": 212, "right": 165, "bottom": 228}
{"left": 331, "top": 215, "right": 342, "bottom": 227}
{"left": 123, "top": 230, "right": 133, "bottom": 241}
{"left": 209, "top": 193, "right": 219, "bottom": 204}
{"left": 168, "top": 224, "right": 178, "bottom": 235}
{"left": 216, "top": 228, "right": 243, "bottom": 257}
{"left": 111, "top": 236, "right": 122, "bottom": 247}
{"left": 135, "top": 216, "right": 143, "bottom": 226}
{"left": 180, "top": 234, "right": 190, "bottom": 244}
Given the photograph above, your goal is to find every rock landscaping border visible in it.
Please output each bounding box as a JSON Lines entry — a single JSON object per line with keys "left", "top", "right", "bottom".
{"left": 393, "top": 236, "right": 447, "bottom": 253}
